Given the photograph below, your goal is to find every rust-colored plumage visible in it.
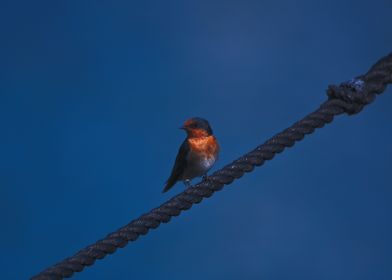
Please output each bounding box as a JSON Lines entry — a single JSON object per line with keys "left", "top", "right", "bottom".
{"left": 163, "top": 118, "right": 220, "bottom": 193}
{"left": 188, "top": 136, "right": 219, "bottom": 159}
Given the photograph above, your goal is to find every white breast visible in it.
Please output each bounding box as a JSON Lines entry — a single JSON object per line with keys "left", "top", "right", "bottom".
{"left": 201, "top": 156, "right": 216, "bottom": 170}
{"left": 181, "top": 154, "right": 217, "bottom": 180}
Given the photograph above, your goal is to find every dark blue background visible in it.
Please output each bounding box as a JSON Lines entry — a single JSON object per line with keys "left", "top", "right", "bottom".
{"left": 1, "top": 1, "right": 391, "bottom": 279}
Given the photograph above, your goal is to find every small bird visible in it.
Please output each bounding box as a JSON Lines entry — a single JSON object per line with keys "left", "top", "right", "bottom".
{"left": 163, "top": 117, "right": 220, "bottom": 193}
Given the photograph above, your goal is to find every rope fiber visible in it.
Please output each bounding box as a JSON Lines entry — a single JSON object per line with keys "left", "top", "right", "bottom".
{"left": 32, "top": 52, "right": 392, "bottom": 280}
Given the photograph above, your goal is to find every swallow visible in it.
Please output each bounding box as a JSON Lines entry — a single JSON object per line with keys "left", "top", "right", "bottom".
{"left": 162, "top": 117, "right": 220, "bottom": 193}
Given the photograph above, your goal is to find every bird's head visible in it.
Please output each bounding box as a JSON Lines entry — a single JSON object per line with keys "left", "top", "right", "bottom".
{"left": 180, "top": 117, "right": 213, "bottom": 138}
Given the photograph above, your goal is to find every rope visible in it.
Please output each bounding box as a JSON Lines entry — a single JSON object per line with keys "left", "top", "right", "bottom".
{"left": 32, "top": 52, "right": 392, "bottom": 280}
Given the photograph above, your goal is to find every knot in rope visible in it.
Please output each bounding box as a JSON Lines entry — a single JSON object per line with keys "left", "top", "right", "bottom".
{"left": 327, "top": 52, "right": 392, "bottom": 115}
{"left": 327, "top": 78, "right": 373, "bottom": 115}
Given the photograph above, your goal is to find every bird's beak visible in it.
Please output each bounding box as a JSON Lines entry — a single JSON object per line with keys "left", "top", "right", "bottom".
{"left": 179, "top": 126, "right": 186, "bottom": 130}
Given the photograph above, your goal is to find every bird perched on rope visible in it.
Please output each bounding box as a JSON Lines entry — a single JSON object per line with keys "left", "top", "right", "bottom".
{"left": 163, "top": 117, "right": 220, "bottom": 193}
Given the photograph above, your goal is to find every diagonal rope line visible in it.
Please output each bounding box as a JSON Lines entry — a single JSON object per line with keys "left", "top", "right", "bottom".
{"left": 32, "top": 52, "right": 392, "bottom": 280}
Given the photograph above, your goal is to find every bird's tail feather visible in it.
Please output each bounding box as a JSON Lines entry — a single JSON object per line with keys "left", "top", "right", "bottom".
{"left": 162, "top": 177, "right": 176, "bottom": 193}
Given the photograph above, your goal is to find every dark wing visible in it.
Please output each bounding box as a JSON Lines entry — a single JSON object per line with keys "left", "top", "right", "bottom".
{"left": 162, "top": 140, "right": 189, "bottom": 193}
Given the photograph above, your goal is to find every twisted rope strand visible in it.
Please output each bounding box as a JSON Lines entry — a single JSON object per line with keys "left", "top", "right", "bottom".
{"left": 32, "top": 52, "right": 392, "bottom": 280}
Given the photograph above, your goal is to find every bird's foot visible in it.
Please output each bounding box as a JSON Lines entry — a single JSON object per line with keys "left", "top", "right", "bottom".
{"left": 184, "top": 179, "right": 192, "bottom": 188}
{"left": 202, "top": 174, "right": 209, "bottom": 182}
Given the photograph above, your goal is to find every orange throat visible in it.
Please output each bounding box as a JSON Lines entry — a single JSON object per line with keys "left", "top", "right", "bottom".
{"left": 188, "top": 135, "right": 219, "bottom": 159}
{"left": 187, "top": 128, "right": 210, "bottom": 138}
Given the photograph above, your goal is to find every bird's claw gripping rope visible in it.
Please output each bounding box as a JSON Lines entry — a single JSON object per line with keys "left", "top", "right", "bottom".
{"left": 32, "top": 52, "right": 392, "bottom": 280}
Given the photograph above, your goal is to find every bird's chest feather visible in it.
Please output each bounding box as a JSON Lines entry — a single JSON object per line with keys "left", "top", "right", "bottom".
{"left": 187, "top": 136, "right": 219, "bottom": 170}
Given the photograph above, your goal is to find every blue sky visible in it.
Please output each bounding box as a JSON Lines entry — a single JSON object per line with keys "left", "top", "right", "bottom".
{"left": 1, "top": 1, "right": 392, "bottom": 279}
